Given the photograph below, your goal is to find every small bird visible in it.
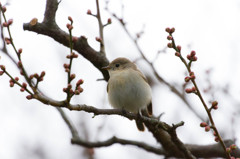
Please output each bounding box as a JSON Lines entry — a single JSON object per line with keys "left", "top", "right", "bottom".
{"left": 102, "top": 57, "right": 152, "bottom": 131}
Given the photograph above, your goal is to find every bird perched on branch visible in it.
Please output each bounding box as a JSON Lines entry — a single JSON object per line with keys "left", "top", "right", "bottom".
{"left": 102, "top": 57, "right": 152, "bottom": 131}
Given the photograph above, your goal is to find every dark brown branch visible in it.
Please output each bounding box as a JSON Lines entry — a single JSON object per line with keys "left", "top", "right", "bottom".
{"left": 71, "top": 136, "right": 166, "bottom": 155}
{"left": 23, "top": 0, "right": 110, "bottom": 80}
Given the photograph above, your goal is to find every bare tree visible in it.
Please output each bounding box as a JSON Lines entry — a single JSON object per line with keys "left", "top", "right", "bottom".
{"left": 0, "top": 0, "right": 239, "bottom": 158}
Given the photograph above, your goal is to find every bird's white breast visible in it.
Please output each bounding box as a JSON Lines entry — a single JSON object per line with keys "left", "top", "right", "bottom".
{"left": 108, "top": 69, "right": 151, "bottom": 113}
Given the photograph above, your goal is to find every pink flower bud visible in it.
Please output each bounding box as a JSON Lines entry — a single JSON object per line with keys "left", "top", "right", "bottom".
{"left": 212, "top": 101, "right": 218, "bottom": 107}
{"left": 87, "top": 9, "right": 92, "bottom": 15}
{"left": 95, "top": 37, "right": 102, "bottom": 42}
{"left": 0, "top": 65, "right": 5, "bottom": 71}
{"left": 66, "top": 23, "right": 73, "bottom": 30}
{"left": 214, "top": 137, "right": 219, "bottom": 142}
{"left": 22, "top": 82, "right": 27, "bottom": 88}
{"left": 170, "top": 27, "right": 175, "bottom": 33}
{"left": 67, "top": 84, "right": 72, "bottom": 89}
{"left": 75, "top": 90, "right": 80, "bottom": 95}
{"left": 7, "top": 19, "right": 13, "bottom": 25}
{"left": 2, "top": 6, "right": 6, "bottom": 12}
{"left": 18, "top": 61, "right": 22, "bottom": 68}
{"left": 26, "top": 95, "right": 33, "bottom": 100}
{"left": 200, "top": 122, "right": 208, "bottom": 127}
{"left": 20, "top": 87, "right": 25, "bottom": 92}
{"left": 0, "top": 71, "right": 4, "bottom": 75}
{"left": 70, "top": 74, "right": 76, "bottom": 80}
{"left": 40, "top": 71, "right": 45, "bottom": 77}
{"left": 230, "top": 144, "right": 237, "bottom": 150}
{"left": 68, "top": 16, "right": 73, "bottom": 22}
{"left": 167, "top": 43, "right": 173, "bottom": 48}
{"left": 18, "top": 48, "right": 22, "bottom": 54}
{"left": 63, "top": 88, "right": 67, "bottom": 92}
{"left": 107, "top": 18, "right": 112, "bottom": 24}
{"left": 175, "top": 52, "right": 181, "bottom": 57}
{"left": 176, "top": 45, "right": 181, "bottom": 51}
{"left": 226, "top": 147, "right": 232, "bottom": 153}
{"left": 205, "top": 126, "right": 211, "bottom": 132}
{"left": 10, "top": 82, "right": 14, "bottom": 87}
{"left": 14, "top": 77, "right": 19, "bottom": 81}
{"left": 167, "top": 35, "right": 172, "bottom": 40}
{"left": 165, "top": 27, "right": 171, "bottom": 33}
{"left": 184, "top": 76, "right": 190, "bottom": 82}
{"left": 77, "top": 79, "right": 84, "bottom": 86}
{"left": 2, "top": 22, "right": 8, "bottom": 27}
{"left": 185, "top": 88, "right": 192, "bottom": 93}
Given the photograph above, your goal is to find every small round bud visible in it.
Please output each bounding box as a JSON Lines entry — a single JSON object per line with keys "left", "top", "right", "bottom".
{"left": 68, "top": 16, "right": 73, "bottom": 22}
{"left": 190, "top": 50, "right": 196, "bottom": 56}
{"left": 7, "top": 19, "right": 13, "bottom": 25}
{"left": 0, "top": 65, "right": 6, "bottom": 71}
{"left": 63, "top": 63, "right": 69, "bottom": 68}
{"left": 18, "top": 48, "right": 23, "bottom": 54}
{"left": 18, "top": 61, "right": 22, "bottom": 68}
{"left": 0, "top": 71, "right": 4, "bottom": 75}
{"left": 230, "top": 144, "right": 237, "bottom": 150}
{"left": 212, "top": 101, "right": 218, "bottom": 107}
{"left": 176, "top": 45, "right": 181, "bottom": 51}
{"left": 87, "top": 9, "right": 92, "bottom": 15}
{"left": 185, "top": 88, "right": 192, "bottom": 93}
{"left": 63, "top": 88, "right": 67, "bottom": 92}
{"left": 75, "top": 90, "right": 80, "bottom": 95}
{"left": 190, "top": 75, "right": 196, "bottom": 80}
{"left": 10, "top": 82, "right": 14, "bottom": 87}
{"left": 184, "top": 76, "right": 190, "bottom": 82}
{"left": 200, "top": 122, "right": 208, "bottom": 127}
{"left": 167, "top": 43, "right": 173, "bottom": 48}
{"left": 70, "top": 74, "right": 76, "bottom": 80}
{"left": 214, "top": 137, "right": 219, "bottom": 142}
{"left": 66, "top": 23, "right": 73, "bottom": 30}
{"left": 175, "top": 52, "right": 181, "bottom": 57}
{"left": 2, "top": 22, "right": 8, "bottom": 27}
{"left": 213, "top": 105, "right": 218, "bottom": 110}
{"left": 14, "top": 77, "right": 19, "bottom": 81}
{"left": 205, "top": 126, "right": 211, "bottom": 132}
{"left": 95, "top": 37, "right": 102, "bottom": 42}
{"left": 40, "top": 71, "right": 46, "bottom": 77}
{"left": 22, "top": 82, "right": 27, "bottom": 88}
{"left": 167, "top": 35, "right": 172, "bottom": 40}
{"left": 20, "top": 87, "right": 25, "bottom": 92}
{"left": 191, "top": 86, "right": 196, "bottom": 92}
{"left": 226, "top": 147, "right": 232, "bottom": 153}
{"left": 77, "top": 79, "right": 84, "bottom": 86}
{"left": 2, "top": 6, "right": 7, "bottom": 12}
{"left": 165, "top": 27, "right": 171, "bottom": 33}
{"left": 26, "top": 95, "right": 33, "bottom": 100}
{"left": 107, "top": 18, "right": 112, "bottom": 24}
{"left": 170, "top": 27, "right": 175, "bottom": 33}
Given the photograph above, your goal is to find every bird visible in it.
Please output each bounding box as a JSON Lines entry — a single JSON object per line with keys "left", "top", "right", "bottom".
{"left": 102, "top": 57, "right": 152, "bottom": 131}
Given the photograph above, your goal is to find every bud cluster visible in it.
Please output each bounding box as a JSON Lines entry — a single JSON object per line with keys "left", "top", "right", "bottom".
{"left": 20, "top": 82, "right": 27, "bottom": 92}
{"left": 185, "top": 86, "right": 196, "bottom": 94}
{"left": 29, "top": 71, "right": 46, "bottom": 82}
{"left": 185, "top": 72, "right": 195, "bottom": 83}
{"left": 63, "top": 79, "right": 84, "bottom": 96}
{"left": 165, "top": 27, "right": 175, "bottom": 34}
{"left": 2, "top": 19, "right": 13, "bottom": 27}
{"left": 226, "top": 144, "right": 238, "bottom": 154}
{"left": 187, "top": 50, "right": 197, "bottom": 61}
{"left": 66, "top": 52, "right": 78, "bottom": 59}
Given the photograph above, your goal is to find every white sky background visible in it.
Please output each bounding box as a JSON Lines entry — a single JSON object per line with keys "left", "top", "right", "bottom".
{"left": 0, "top": 0, "right": 240, "bottom": 159}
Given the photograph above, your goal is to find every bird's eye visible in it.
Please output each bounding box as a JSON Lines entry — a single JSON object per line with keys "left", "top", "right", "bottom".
{"left": 115, "top": 64, "right": 120, "bottom": 67}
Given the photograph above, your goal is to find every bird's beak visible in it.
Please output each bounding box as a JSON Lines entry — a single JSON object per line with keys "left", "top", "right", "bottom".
{"left": 102, "top": 65, "right": 111, "bottom": 70}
